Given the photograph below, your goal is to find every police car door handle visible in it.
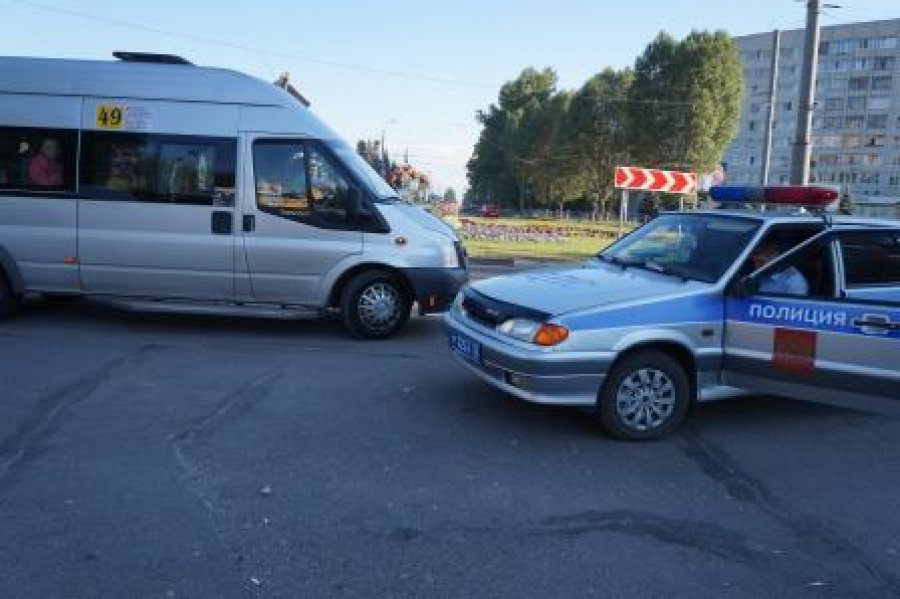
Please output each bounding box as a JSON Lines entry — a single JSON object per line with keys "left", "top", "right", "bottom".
{"left": 853, "top": 318, "right": 899, "bottom": 331}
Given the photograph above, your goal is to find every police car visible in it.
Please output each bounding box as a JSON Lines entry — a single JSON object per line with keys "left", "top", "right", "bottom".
{"left": 444, "top": 186, "right": 900, "bottom": 440}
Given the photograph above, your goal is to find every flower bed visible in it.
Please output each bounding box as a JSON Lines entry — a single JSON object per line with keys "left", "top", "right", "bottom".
{"left": 458, "top": 218, "right": 619, "bottom": 243}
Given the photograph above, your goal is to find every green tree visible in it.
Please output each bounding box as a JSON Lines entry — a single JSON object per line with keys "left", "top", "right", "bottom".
{"left": 629, "top": 30, "right": 743, "bottom": 177}
{"left": 356, "top": 139, "right": 394, "bottom": 176}
{"left": 443, "top": 187, "right": 457, "bottom": 203}
{"left": 566, "top": 68, "right": 634, "bottom": 219}
{"left": 468, "top": 67, "right": 561, "bottom": 212}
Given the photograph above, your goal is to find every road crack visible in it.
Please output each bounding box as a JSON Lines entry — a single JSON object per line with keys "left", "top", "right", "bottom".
{"left": 0, "top": 344, "right": 161, "bottom": 496}
{"left": 677, "top": 426, "right": 900, "bottom": 595}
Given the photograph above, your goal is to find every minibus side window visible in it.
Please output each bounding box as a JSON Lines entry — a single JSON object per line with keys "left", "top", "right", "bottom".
{"left": 0, "top": 127, "right": 77, "bottom": 194}
{"left": 80, "top": 132, "right": 236, "bottom": 206}
{"left": 254, "top": 141, "right": 310, "bottom": 217}
{"left": 308, "top": 145, "right": 351, "bottom": 225}
{"left": 254, "top": 140, "right": 356, "bottom": 227}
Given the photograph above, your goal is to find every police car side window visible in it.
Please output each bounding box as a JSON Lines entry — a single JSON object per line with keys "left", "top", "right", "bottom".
{"left": 841, "top": 233, "right": 900, "bottom": 287}
{"left": 749, "top": 228, "right": 834, "bottom": 299}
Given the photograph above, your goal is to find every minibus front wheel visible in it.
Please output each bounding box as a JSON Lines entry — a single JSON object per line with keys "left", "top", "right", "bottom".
{"left": 340, "top": 270, "right": 411, "bottom": 340}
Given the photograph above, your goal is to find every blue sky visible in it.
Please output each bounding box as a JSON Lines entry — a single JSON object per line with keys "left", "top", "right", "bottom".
{"left": 3, "top": 0, "right": 897, "bottom": 193}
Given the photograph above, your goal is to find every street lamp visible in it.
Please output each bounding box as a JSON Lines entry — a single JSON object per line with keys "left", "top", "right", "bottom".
{"left": 380, "top": 118, "right": 399, "bottom": 176}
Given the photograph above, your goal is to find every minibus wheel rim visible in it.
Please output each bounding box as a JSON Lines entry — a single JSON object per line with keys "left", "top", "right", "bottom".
{"left": 358, "top": 283, "right": 401, "bottom": 331}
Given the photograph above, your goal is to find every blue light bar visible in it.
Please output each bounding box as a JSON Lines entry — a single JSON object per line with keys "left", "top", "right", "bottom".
{"left": 709, "top": 186, "right": 764, "bottom": 203}
{"left": 709, "top": 186, "right": 838, "bottom": 206}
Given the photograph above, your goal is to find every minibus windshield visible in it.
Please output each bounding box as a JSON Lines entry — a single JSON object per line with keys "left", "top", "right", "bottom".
{"left": 325, "top": 139, "right": 399, "bottom": 200}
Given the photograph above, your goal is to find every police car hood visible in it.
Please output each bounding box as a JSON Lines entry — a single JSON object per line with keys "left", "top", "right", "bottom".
{"left": 470, "top": 261, "right": 705, "bottom": 316}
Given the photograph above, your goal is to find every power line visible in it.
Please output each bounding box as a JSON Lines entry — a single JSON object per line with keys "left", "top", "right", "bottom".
{"left": 7, "top": 0, "right": 494, "bottom": 90}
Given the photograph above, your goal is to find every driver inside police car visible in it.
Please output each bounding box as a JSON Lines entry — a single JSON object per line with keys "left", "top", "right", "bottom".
{"left": 750, "top": 237, "right": 810, "bottom": 296}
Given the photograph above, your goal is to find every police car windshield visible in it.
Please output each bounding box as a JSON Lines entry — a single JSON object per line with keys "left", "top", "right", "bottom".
{"left": 325, "top": 139, "right": 399, "bottom": 200}
{"left": 600, "top": 214, "right": 761, "bottom": 283}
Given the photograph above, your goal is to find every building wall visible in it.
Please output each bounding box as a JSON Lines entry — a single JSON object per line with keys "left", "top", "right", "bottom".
{"left": 723, "top": 19, "right": 900, "bottom": 216}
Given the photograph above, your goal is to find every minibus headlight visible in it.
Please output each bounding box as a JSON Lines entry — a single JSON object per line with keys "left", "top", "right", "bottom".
{"left": 440, "top": 241, "right": 460, "bottom": 268}
{"left": 452, "top": 291, "right": 467, "bottom": 315}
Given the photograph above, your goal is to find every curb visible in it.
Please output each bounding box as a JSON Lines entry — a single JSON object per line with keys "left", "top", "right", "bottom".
{"left": 469, "top": 257, "right": 580, "bottom": 268}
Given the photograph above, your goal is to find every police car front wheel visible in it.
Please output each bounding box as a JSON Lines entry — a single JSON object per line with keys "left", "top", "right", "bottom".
{"left": 598, "top": 351, "right": 691, "bottom": 440}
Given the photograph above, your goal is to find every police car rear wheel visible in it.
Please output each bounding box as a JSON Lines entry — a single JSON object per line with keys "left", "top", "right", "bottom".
{"left": 598, "top": 351, "right": 690, "bottom": 440}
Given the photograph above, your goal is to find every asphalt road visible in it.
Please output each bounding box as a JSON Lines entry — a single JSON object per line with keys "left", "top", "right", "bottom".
{"left": 1, "top": 276, "right": 900, "bottom": 598}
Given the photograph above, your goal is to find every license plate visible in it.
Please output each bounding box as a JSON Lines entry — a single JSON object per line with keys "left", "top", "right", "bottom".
{"left": 449, "top": 332, "right": 481, "bottom": 365}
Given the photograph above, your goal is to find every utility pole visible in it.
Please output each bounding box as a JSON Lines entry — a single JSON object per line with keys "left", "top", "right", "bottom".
{"left": 762, "top": 29, "right": 781, "bottom": 185}
{"left": 791, "top": 0, "right": 822, "bottom": 185}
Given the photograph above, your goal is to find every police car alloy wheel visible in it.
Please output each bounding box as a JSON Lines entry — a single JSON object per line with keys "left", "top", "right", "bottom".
{"left": 341, "top": 271, "right": 411, "bottom": 340}
{"left": 598, "top": 351, "right": 691, "bottom": 440}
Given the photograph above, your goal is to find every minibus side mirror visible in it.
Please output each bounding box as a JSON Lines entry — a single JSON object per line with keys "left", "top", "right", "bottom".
{"left": 358, "top": 206, "right": 374, "bottom": 223}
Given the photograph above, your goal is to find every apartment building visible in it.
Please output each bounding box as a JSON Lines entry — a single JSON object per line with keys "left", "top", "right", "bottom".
{"left": 723, "top": 19, "right": 900, "bottom": 217}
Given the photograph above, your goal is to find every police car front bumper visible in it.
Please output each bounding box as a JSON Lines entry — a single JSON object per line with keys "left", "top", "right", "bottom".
{"left": 443, "top": 309, "right": 611, "bottom": 407}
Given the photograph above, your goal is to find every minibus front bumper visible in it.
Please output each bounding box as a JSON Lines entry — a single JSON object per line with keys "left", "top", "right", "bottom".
{"left": 405, "top": 267, "right": 469, "bottom": 314}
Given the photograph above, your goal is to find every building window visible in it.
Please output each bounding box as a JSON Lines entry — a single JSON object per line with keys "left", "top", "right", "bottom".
{"left": 845, "top": 115, "right": 865, "bottom": 130}
{"left": 848, "top": 76, "right": 869, "bottom": 91}
{"left": 867, "top": 115, "right": 888, "bottom": 130}
{"left": 868, "top": 97, "right": 890, "bottom": 111}
{"left": 784, "top": 101, "right": 793, "bottom": 111}
{"left": 846, "top": 96, "right": 866, "bottom": 112}
{"left": 748, "top": 156, "right": 756, "bottom": 166}
{"left": 869, "top": 37, "right": 898, "bottom": 50}
{"left": 874, "top": 56, "right": 896, "bottom": 71}
{"left": 824, "top": 98, "right": 844, "bottom": 112}
{"left": 748, "top": 120, "right": 757, "bottom": 132}
{"left": 872, "top": 76, "right": 893, "bottom": 91}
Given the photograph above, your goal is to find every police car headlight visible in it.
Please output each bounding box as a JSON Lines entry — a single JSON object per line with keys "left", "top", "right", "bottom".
{"left": 497, "top": 318, "right": 539, "bottom": 342}
{"left": 498, "top": 319, "right": 570, "bottom": 346}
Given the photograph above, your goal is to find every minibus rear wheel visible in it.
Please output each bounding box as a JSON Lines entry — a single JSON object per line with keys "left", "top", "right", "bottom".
{"left": 597, "top": 350, "right": 690, "bottom": 441}
{"left": 340, "top": 270, "right": 411, "bottom": 340}
{"left": 0, "top": 271, "right": 20, "bottom": 319}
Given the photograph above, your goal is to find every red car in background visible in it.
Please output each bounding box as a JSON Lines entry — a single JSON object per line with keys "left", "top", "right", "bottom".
{"left": 479, "top": 204, "right": 501, "bottom": 218}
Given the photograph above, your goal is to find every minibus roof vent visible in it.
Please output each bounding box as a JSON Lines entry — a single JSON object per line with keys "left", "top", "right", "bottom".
{"left": 113, "top": 52, "right": 193, "bottom": 66}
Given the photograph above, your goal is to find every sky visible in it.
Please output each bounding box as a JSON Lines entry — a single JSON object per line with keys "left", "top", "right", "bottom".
{"left": 2, "top": 0, "right": 897, "bottom": 194}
